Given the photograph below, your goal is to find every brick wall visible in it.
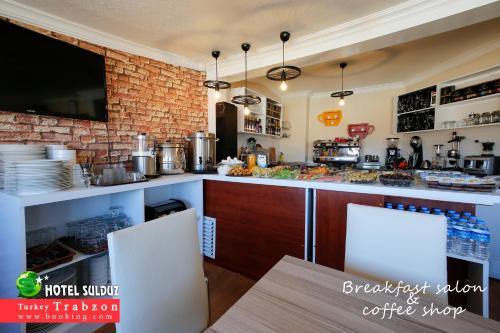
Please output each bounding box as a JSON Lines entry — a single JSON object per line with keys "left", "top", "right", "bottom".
{"left": 0, "top": 18, "right": 208, "bottom": 163}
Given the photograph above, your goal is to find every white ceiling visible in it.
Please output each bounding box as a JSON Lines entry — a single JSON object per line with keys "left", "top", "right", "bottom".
{"left": 14, "top": 0, "right": 403, "bottom": 62}
{"left": 248, "top": 18, "right": 500, "bottom": 94}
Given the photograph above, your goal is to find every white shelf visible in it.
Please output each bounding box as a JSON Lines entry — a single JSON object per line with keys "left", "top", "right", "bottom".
{"left": 37, "top": 243, "right": 105, "bottom": 276}
{"left": 237, "top": 131, "right": 281, "bottom": 138}
{"left": 447, "top": 252, "right": 489, "bottom": 265}
{"left": 399, "top": 122, "right": 500, "bottom": 134}
{"left": 439, "top": 92, "right": 500, "bottom": 108}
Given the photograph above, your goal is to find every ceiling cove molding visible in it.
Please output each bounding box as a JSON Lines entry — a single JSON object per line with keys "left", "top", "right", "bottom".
{"left": 207, "top": 0, "right": 498, "bottom": 79}
{"left": 404, "top": 37, "right": 500, "bottom": 87}
{"left": 309, "top": 82, "right": 405, "bottom": 98}
{"left": 0, "top": 0, "right": 204, "bottom": 71}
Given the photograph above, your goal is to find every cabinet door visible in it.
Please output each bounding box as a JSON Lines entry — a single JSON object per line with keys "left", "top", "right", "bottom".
{"left": 204, "top": 180, "right": 305, "bottom": 280}
{"left": 315, "top": 190, "right": 384, "bottom": 271}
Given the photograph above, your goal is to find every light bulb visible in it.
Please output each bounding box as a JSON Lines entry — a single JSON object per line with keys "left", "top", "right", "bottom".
{"left": 214, "top": 90, "right": 221, "bottom": 100}
{"left": 338, "top": 97, "right": 345, "bottom": 106}
{"left": 280, "top": 80, "right": 288, "bottom": 91}
{"left": 244, "top": 105, "right": 250, "bottom": 115}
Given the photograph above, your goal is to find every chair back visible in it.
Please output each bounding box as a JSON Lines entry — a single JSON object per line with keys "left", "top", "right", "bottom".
{"left": 345, "top": 203, "right": 448, "bottom": 303}
{"left": 108, "top": 208, "right": 208, "bottom": 333}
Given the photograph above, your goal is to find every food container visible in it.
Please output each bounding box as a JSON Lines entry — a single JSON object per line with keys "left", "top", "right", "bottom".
{"left": 157, "top": 142, "right": 186, "bottom": 175}
{"left": 379, "top": 173, "right": 414, "bottom": 187}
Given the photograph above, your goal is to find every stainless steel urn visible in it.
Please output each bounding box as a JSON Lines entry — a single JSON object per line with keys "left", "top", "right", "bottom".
{"left": 157, "top": 142, "right": 186, "bottom": 175}
{"left": 186, "top": 131, "right": 218, "bottom": 173}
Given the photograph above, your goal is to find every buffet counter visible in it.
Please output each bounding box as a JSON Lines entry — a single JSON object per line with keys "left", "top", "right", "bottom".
{"left": 2, "top": 173, "right": 499, "bottom": 207}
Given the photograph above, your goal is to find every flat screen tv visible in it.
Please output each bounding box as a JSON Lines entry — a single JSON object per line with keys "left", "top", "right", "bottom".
{"left": 0, "top": 20, "right": 108, "bottom": 122}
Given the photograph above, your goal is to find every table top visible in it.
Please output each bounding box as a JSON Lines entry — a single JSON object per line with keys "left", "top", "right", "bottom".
{"left": 205, "top": 256, "right": 500, "bottom": 333}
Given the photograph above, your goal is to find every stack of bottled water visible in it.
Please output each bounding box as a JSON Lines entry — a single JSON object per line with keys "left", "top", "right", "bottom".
{"left": 447, "top": 209, "right": 490, "bottom": 260}
{"left": 385, "top": 203, "right": 490, "bottom": 261}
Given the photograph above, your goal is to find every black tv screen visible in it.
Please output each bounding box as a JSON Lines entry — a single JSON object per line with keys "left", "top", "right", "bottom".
{"left": 0, "top": 20, "right": 108, "bottom": 122}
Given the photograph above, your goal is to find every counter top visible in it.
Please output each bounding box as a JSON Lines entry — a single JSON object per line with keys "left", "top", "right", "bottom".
{"left": 1, "top": 173, "right": 499, "bottom": 207}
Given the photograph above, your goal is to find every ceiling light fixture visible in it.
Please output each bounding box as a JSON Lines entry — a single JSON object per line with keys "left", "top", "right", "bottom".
{"left": 203, "top": 50, "right": 231, "bottom": 100}
{"left": 231, "top": 43, "right": 261, "bottom": 115}
{"left": 266, "top": 31, "right": 301, "bottom": 92}
{"left": 330, "top": 62, "right": 353, "bottom": 106}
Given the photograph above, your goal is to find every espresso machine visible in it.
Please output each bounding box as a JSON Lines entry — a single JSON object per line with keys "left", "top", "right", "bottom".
{"left": 313, "top": 137, "right": 360, "bottom": 166}
{"left": 385, "top": 138, "right": 400, "bottom": 169}
{"left": 409, "top": 136, "right": 423, "bottom": 169}
{"left": 446, "top": 131, "right": 465, "bottom": 169}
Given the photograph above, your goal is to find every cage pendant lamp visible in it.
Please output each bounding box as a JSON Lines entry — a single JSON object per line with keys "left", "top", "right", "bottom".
{"left": 203, "top": 50, "right": 231, "bottom": 100}
{"left": 266, "top": 31, "right": 301, "bottom": 91}
{"left": 330, "top": 62, "right": 353, "bottom": 106}
{"left": 231, "top": 43, "right": 261, "bottom": 115}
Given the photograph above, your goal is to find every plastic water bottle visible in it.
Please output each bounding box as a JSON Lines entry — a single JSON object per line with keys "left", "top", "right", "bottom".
{"left": 452, "top": 218, "right": 471, "bottom": 256}
{"left": 447, "top": 219, "right": 454, "bottom": 253}
{"left": 473, "top": 221, "right": 490, "bottom": 260}
{"left": 385, "top": 202, "right": 393, "bottom": 209}
{"left": 396, "top": 203, "right": 405, "bottom": 211}
{"left": 408, "top": 204, "right": 416, "bottom": 211}
{"left": 433, "top": 208, "right": 442, "bottom": 215}
{"left": 446, "top": 209, "right": 456, "bottom": 217}
{"left": 462, "top": 211, "right": 472, "bottom": 219}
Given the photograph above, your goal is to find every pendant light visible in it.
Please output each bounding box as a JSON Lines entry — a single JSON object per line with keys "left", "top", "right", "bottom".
{"left": 266, "top": 31, "right": 301, "bottom": 91}
{"left": 203, "top": 50, "right": 231, "bottom": 100}
{"left": 330, "top": 62, "right": 353, "bottom": 106}
{"left": 231, "top": 43, "right": 261, "bottom": 115}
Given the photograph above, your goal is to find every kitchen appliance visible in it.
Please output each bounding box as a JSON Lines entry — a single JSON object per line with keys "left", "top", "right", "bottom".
{"left": 464, "top": 156, "right": 495, "bottom": 176}
{"left": 447, "top": 131, "right": 465, "bottom": 169}
{"left": 216, "top": 102, "right": 238, "bottom": 164}
{"left": 432, "top": 144, "right": 445, "bottom": 169}
{"left": 145, "top": 199, "right": 187, "bottom": 222}
{"left": 385, "top": 138, "right": 400, "bottom": 169}
{"left": 157, "top": 142, "right": 186, "bottom": 175}
{"left": 186, "top": 131, "right": 218, "bottom": 173}
{"left": 347, "top": 123, "right": 375, "bottom": 140}
{"left": 408, "top": 136, "right": 423, "bottom": 169}
{"left": 313, "top": 137, "right": 360, "bottom": 165}
{"left": 132, "top": 134, "right": 159, "bottom": 178}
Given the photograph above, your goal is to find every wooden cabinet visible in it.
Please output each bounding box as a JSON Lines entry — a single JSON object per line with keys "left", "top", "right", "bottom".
{"left": 204, "top": 180, "right": 305, "bottom": 280}
{"left": 315, "top": 190, "right": 384, "bottom": 271}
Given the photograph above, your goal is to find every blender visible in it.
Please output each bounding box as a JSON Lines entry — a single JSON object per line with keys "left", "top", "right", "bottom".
{"left": 446, "top": 131, "right": 465, "bottom": 170}
{"left": 385, "top": 138, "right": 400, "bottom": 169}
{"left": 432, "top": 144, "right": 445, "bottom": 169}
{"left": 132, "top": 133, "right": 159, "bottom": 178}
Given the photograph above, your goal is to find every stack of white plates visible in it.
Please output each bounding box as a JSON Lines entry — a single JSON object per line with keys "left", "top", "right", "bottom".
{"left": 2, "top": 159, "right": 72, "bottom": 195}
{"left": 87, "top": 253, "right": 109, "bottom": 286}
{"left": 0, "top": 144, "right": 46, "bottom": 189}
{"left": 27, "top": 267, "right": 77, "bottom": 333}
{"left": 47, "top": 145, "right": 77, "bottom": 164}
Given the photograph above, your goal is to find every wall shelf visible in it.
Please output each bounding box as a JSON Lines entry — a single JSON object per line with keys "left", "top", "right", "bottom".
{"left": 393, "top": 65, "right": 500, "bottom": 134}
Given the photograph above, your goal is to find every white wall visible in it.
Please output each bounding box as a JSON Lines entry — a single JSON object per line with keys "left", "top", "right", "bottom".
{"left": 279, "top": 51, "right": 500, "bottom": 164}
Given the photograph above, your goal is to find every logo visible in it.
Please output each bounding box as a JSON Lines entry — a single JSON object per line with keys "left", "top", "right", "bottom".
{"left": 16, "top": 271, "right": 43, "bottom": 298}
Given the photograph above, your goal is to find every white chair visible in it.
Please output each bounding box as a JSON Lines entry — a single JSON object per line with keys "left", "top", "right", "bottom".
{"left": 108, "top": 208, "right": 209, "bottom": 333}
{"left": 345, "top": 203, "right": 448, "bottom": 303}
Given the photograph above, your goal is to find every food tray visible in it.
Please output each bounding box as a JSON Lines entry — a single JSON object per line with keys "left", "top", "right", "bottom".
{"left": 426, "top": 181, "right": 496, "bottom": 193}
{"left": 59, "top": 237, "right": 107, "bottom": 254}
{"left": 27, "top": 243, "right": 76, "bottom": 272}
{"left": 379, "top": 175, "right": 414, "bottom": 187}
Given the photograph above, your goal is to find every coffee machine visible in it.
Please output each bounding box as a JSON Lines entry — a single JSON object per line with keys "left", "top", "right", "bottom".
{"left": 385, "top": 138, "right": 400, "bottom": 169}
{"left": 446, "top": 131, "right": 465, "bottom": 169}
{"left": 464, "top": 141, "right": 496, "bottom": 176}
{"left": 409, "top": 136, "right": 423, "bottom": 169}
{"left": 313, "top": 137, "right": 360, "bottom": 166}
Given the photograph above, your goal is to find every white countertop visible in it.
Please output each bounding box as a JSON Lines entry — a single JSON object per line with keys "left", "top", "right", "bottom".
{"left": 1, "top": 173, "right": 499, "bottom": 207}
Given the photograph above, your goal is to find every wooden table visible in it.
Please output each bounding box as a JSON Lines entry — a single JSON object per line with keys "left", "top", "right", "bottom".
{"left": 205, "top": 256, "right": 500, "bottom": 333}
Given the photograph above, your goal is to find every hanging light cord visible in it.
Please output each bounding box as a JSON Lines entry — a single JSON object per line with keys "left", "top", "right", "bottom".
{"left": 215, "top": 57, "right": 219, "bottom": 82}
{"left": 341, "top": 67, "right": 344, "bottom": 92}
{"left": 244, "top": 50, "right": 248, "bottom": 97}
{"left": 282, "top": 41, "right": 285, "bottom": 67}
